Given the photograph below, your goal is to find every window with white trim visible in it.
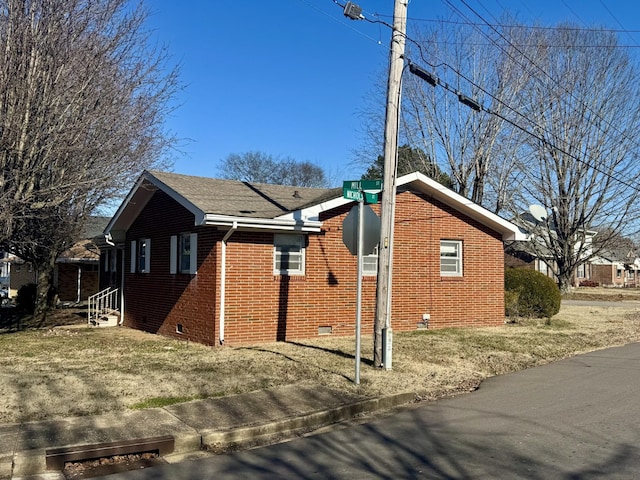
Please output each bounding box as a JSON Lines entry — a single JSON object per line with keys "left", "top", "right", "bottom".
{"left": 274, "top": 234, "right": 305, "bottom": 275}
{"left": 576, "top": 263, "right": 585, "bottom": 279}
{"left": 130, "top": 238, "right": 150, "bottom": 273}
{"left": 170, "top": 233, "right": 197, "bottom": 274}
{"left": 440, "top": 240, "right": 462, "bottom": 276}
{"left": 362, "top": 245, "right": 379, "bottom": 276}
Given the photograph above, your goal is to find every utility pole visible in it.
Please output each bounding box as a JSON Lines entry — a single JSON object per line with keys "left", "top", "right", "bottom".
{"left": 374, "top": 0, "right": 407, "bottom": 369}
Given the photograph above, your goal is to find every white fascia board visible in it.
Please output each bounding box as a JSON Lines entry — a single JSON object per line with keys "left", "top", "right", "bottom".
{"left": 204, "top": 214, "right": 322, "bottom": 232}
{"left": 56, "top": 258, "right": 99, "bottom": 264}
{"left": 397, "top": 172, "right": 527, "bottom": 242}
{"left": 286, "top": 173, "right": 526, "bottom": 242}
{"left": 104, "top": 174, "right": 148, "bottom": 236}
{"left": 281, "top": 196, "right": 350, "bottom": 222}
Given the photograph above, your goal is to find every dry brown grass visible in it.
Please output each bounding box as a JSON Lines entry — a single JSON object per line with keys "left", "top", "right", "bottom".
{"left": 0, "top": 289, "right": 639, "bottom": 424}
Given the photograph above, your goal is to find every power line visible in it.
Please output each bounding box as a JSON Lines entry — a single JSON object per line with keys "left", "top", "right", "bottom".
{"left": 328, "top": 0, "right": 640, "bottom": 199}
{"left": 376, "top": 14, "right": 640, "bottom": 35}
{"left": 403, "top": 56, "right": 640, "bottom": 194}
{"left": 440, "top": 0, "right": 640, "bottom": 188}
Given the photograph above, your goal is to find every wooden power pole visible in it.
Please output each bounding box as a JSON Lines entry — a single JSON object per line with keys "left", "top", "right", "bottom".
{"left": 374, "top": 0, "right": 407, "bottom": 369}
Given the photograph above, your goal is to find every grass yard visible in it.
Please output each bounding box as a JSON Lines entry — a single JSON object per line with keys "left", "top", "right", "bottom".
{"left": 0, "top": 287, "right": 639, "bottom": 424}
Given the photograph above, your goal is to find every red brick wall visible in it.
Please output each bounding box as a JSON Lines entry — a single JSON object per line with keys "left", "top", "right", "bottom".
{"left": 124, "top": 189, "right": 506, "bottom": 346}
{"left": 124, "top": 190, "right": 220, "bottom": 345}
{"left": 591, "top": 264, "right": 623, "bottom": 287}
{"left": 56, "top": 263, "right": 99, "bottom": 301}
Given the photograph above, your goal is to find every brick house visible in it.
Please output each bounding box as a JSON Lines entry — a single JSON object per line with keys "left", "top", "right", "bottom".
{"left": 590, "top": 249, "right": 640, "bottom": 287}
{"left": 8, "top": 217, "right": 109, "bottom": 302}
{"left": 54, "top": 216, "right": 111, "bottom": 303}
{"left": 102, "top": 170, "right": 525, "bottom": 346}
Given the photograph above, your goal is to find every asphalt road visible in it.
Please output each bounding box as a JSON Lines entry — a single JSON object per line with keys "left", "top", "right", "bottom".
{"left": 96, "top": 342, "right": 640, "bottom": 479}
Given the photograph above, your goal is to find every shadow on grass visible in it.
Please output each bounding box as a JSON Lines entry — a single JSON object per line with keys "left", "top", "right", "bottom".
{"left": 238, "top": 339, "right": 374, "bottom": 384}
{"left": 286, "top": 340, "right": 375, "bottom": 367}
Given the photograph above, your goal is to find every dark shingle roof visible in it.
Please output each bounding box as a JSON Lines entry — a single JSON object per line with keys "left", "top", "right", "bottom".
{"left": 82, "top": 216, "right": 111, "bottom": 239}
{"left": 149, "top": 171, "right": 339, "bottom": 219}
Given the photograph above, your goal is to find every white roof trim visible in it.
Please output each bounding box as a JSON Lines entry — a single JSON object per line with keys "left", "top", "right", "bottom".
{"left": 204, "top": 214, "right": 322, "bottom": 232}
{"left": 281, "top": 172, "right": 526, "bottom": 242}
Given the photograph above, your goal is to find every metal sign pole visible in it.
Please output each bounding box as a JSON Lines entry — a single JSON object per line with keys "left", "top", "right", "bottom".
{"left": 355, "top": 196, "right": 364, "bottom": 385}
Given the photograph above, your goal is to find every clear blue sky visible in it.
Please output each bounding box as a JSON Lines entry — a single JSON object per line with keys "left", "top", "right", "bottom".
{"left": 146, "top": 0, "right": 640, "bottom": 186}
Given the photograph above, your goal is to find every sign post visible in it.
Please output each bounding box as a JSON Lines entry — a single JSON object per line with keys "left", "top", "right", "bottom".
{"left": 342, "top": 180, "right": 381, "bottom": 384}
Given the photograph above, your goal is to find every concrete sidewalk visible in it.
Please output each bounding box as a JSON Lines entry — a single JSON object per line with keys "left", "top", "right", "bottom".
{"left": 0, "top": 384, "right": 416, "bottom": 479}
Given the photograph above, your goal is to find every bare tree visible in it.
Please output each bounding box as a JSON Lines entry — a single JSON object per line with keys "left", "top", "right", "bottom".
{"left": 0, "top": 0, "right": 180, "bottom": 316}
{"left": 220, "top": 151, "right": 328, "bottom": 187}
{"left": 400, "top": 17, "right": 530, "bottom": 213}
{"left": 510, "top": 24, "right": 640, "bottom": 292}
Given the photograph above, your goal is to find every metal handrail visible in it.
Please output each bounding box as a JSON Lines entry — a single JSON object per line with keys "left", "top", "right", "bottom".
{"left": 88, "top": 287, "right": 119, "bottom": 325}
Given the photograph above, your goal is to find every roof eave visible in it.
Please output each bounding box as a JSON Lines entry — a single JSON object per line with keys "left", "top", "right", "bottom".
{"left": 104, "top": 171, "right": 207, "bottom": 238}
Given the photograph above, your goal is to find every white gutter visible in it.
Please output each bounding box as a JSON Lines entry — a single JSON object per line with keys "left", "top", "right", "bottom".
{"left": 203, "top": 214, "right": 322, "bottom": 232}
{"left": 219, "top": 222, "right": 238, "bottom": 345}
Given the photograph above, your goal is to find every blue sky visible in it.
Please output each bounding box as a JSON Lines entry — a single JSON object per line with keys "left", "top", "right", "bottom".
{"left": 146, "top": 0, "right": 640, "bottom": 186}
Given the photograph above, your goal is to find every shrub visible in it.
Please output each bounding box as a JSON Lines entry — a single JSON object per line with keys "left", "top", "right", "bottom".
{"left": 579, "top": 280, "right": 599, "bottom": 287}
{"left": 505, "top": 268, "right": 561, "bottom": 319}
{"left": 504, "top": 289, "right": 521, "bottom": 318}
{"left": 16, "top": 283, "right": 37, "bottom": 313}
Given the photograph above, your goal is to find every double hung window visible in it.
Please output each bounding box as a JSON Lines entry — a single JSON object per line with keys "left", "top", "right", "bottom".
{"left": 362, "top": 246, "right": 379, "bottom": 276}
{"left": 440, "top": 240, "right": 462, "bottom": 276}
{"left": 274, "top": 234, "right": 305, "bottom": 275}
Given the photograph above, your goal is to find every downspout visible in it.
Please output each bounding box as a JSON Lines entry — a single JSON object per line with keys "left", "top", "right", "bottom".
{"left": 219, "top": 222, "right": 238, "bottom": 345}
{"left": 118, "top": 248, "right": 124, "bottom": 325}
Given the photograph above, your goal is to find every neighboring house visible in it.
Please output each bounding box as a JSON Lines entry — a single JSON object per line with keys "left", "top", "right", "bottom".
{"left": 505, "top": 212, "right": 596, "bottom": 287}
{"left": 9, "top": 257, "right": 36, "bottom": 298}
{"left": 0, "top": 251, "right": 11, "bottom": 287}
{"left": 101, "top": 170, "right": 525, "bottom": 347}
{"left": 8, "top": 216, "right": 110, "bottom": 302}
{"left": 504, "top": 241, "right": 557, "bottom": 279}
{"left": 589, "top": 249, "right": 640, "bottom": 287}
{"left": 55, "top": 216, "right": 111, "bottom": 303}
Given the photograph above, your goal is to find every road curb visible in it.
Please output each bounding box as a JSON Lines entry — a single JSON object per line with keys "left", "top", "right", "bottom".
{"left": 201, "top": 392, "right": 417, "bottom": 450}
{"left": 7, "top": 392, "right": 417, "bottom": 478}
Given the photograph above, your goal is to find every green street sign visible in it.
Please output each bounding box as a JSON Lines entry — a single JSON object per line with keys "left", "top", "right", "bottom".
{"left": 360, "top": 179, "right": 382, "bottom": 192}
{"left": 343, "top": 183, "right": 363, "bottom": 202}
{"left": 342, "top": 179, "right": 382, "bottom": 204}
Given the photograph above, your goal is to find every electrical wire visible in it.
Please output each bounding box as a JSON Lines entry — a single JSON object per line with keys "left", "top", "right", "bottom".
{"left": 297, "top": 0, "right": 383, "bottom": 45}
{"left": 328, "top": 0, "right": 640, "bottom": 200}
{"left": 415, "top": 0, "right": 640, "bottom": 200}
{"left": 450, "top": 0, "right": 640, "bottom": 159}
